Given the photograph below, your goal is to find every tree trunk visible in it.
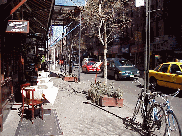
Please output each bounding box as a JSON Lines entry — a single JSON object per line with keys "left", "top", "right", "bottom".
{"left": 104, "top": 21, "right": 107, "bottom": 85}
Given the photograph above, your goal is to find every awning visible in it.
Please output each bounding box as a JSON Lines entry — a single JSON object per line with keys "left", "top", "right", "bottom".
{"left": 3, "top": 0, "right": 55, "bottom": 36}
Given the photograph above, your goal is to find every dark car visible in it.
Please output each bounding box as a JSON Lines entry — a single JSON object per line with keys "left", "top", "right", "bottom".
{"left": 101, "top": 58, "right": 140, "bottom": 80}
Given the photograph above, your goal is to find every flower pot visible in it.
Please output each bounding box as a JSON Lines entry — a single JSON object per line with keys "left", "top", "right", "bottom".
{"left": 64, "top": 76, "right": 78, "bottom": 82}
{"left": 99, "top": 95, "right": 124, "bottom": 107}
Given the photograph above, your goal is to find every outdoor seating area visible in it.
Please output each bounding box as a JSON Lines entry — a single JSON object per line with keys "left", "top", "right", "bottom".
{"left": 20, "top": 70, "right": 58, "bottom": 123}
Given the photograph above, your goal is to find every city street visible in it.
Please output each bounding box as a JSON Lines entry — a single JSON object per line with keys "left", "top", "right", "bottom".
{"left": 51, "top": 65, "right": 182, "bottom": 135}
{"left": 2, "top": 0, "right": 182, "bottom": 135}
{"left": 71, "top": 66, "right": 182, "bottom": 133}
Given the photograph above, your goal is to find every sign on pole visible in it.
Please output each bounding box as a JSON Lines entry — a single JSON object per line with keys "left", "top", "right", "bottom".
{"left": 135, "top": 0, "right": 144, "bottom": 7}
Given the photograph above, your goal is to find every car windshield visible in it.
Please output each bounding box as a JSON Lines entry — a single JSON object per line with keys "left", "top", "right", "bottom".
{"left": 87, "top": 62, "right": 95, "bottom": 66}
{"left": 116, "top": 60, "right": 133, "bottom": 66}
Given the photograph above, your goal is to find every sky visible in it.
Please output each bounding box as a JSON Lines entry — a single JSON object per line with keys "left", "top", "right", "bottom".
{"left": 55, "top": 0, "right": 86, "bottom": 7}
{"left": 48, "top": 0, "right": 86, "bottom": 46}
{"left": 50, "top": 26, "right": 63, "bottom": 46}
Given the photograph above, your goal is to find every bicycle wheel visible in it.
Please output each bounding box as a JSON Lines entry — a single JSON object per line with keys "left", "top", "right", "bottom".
{"left": 132, "top": 95, "right": 142, "bottom": 122}
{"left": 147, "top": 103, "right": 167, "bottom": 136}
{"left": 167, "top": 110, "right": 182, "bottom": 136}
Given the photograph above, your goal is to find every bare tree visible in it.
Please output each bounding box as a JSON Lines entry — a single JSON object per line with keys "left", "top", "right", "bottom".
{"left": 78, "top": 0, "right": 135, "bottom": 84}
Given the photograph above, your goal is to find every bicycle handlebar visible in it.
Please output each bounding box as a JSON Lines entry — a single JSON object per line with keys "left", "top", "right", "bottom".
{"left": 170, "top": 88, "right": 180, "bottom": 100}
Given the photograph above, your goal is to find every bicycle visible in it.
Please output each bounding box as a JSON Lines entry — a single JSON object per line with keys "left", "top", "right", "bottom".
{"left": 131, "top": 80, "right": 167, "bottom": 136}
{"left": 156, "top": 88, "right": 182, "bottom": 136}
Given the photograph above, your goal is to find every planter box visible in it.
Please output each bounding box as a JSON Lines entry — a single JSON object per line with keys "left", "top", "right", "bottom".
{"left": 64, "top": 77, "right": 78, "bottom": 82}
{"left": 99, "top": 95, "right": 124, "bottom": 107}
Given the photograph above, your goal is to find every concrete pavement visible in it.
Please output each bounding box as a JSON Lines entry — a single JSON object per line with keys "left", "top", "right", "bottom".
{"left": 0, "top": 66, "right": 144, "bottom": 136}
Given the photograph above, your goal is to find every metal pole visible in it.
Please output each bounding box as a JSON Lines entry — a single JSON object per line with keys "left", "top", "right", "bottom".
{"left": 144, "top": 0, "right": 148, "bottom": 93}
{"left": 147, "top": 0, "right": 151, "bottom": 91}
{"left": 144, "top": 0, "right": 149, "bottom": 133}
{"left": 49, "top": 21, "right": 52, "bottom": 75}
{"left": 78, "top": 10, "right": 81, "bottom": 82}
{"left": 104, "top": 21, "right": 107, "bottom": 85}
{"left": 53, "top": 46, "right": 55, "bottom": 70}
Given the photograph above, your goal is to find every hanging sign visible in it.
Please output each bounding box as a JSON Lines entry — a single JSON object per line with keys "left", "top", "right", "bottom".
{"left": 6, "top": 20, "right": 29, "bottom": 33}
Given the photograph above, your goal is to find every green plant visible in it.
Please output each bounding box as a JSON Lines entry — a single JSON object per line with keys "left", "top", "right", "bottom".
{"left": 88, "top": 81, "right": 123, "bottom": 103}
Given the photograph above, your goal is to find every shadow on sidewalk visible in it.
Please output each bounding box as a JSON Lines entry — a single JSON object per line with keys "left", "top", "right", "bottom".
{"left": 15, "top": 109, "right": 63, "bottom": 136}
{"left": 83, "top": 101, "right": 148, "bottom": 136}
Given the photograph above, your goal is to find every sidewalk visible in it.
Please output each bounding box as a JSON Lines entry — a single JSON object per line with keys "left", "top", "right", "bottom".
{"left": 45, "top": 77, "right": 143, "bottom": 136}
{"left": 0, "top": 67, "right": 144, "bottom": 136}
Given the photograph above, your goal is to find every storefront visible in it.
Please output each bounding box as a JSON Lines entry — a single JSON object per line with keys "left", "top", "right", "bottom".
{"left": 0, "top": 0, "right": 54, "bottom": 131}
{"left": 150, "top": 35, "right": 179, "bottom": 69}
{"left": 130, "top": 44, "right": 144, "bottom": 70}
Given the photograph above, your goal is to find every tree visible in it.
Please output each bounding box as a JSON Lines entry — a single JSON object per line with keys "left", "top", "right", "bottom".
{"left": 80, "top": 0, "right": 135, "bottom": 84}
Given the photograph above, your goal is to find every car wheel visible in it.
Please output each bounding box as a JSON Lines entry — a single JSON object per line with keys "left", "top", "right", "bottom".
{"left": 114, "top": 73, "right": 119, "bottom": 81}
{"left": 150, "top": 78, "right": 158, "bottom": 91}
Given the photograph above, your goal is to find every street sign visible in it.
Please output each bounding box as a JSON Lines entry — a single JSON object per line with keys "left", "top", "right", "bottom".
{"left": 135, "top": 0, "right": 144, "bottom": 7}
{"left": 155, "top": 55, "right": 160, "bottom": 59}
{"left": 6, "top": 20, "right": 29, "bottom": 33}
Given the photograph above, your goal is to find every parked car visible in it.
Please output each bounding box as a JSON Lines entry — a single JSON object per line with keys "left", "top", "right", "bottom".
{"left": 101, "top": 58, "right": 140, "bottom": 80}
{"left": 82, "top": 61, "right": 98, "bottom": 73}
{"left": 82, "top": 58, "right": 97, "bottom": 67}
{"left": 149, "top": 62, "right": 182, "bottom": 90}
{"left": 92, "top": 61, "right": 103, "bottom": 73}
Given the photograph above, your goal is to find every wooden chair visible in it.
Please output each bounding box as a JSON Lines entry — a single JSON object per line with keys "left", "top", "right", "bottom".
{"left": 21, "top": 83, "right": 44, "bottom": 124}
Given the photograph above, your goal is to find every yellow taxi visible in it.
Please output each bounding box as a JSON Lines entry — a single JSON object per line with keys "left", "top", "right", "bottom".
{"left": 149, "top": 62, "right": 182, "bottom": 90}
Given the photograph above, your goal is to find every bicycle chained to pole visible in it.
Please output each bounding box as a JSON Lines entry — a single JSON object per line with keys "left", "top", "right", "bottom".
{"left": 128, "top": 79, "right": 182, "bottom": 136}
{"left": 150, "top": 84, "right": 182, "bottom": 136}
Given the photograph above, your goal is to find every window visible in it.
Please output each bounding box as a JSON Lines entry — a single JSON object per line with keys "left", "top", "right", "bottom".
{"left": 170, "top": 64, "right": 181, "bottom": 74}
{"left": 158, "top": 64, "right": 170, "bottom": 73}
{"left": 154, "top": 64, "right": 162, "bottom": 71}
{"left": 118, "top": 60, "right": 133, "bottom": 66}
